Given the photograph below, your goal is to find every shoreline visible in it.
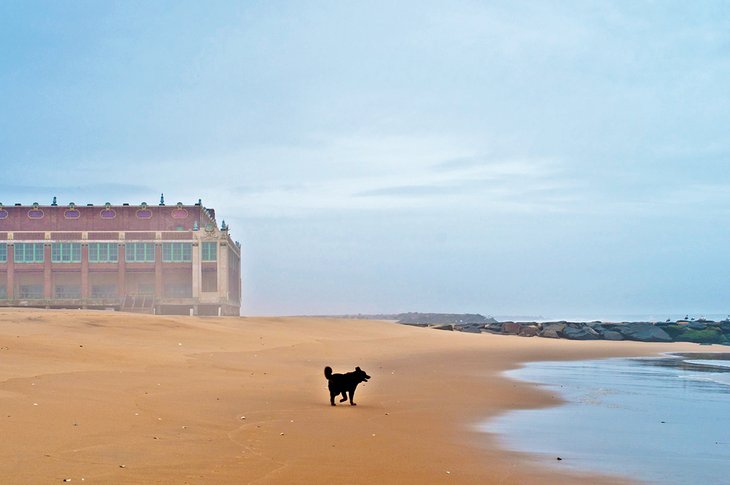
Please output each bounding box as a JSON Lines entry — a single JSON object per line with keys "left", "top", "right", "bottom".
{"left": 0, "top": 309, "right": 707, "bottom": 483}
{"left": 486, "top": 353, "right": 730, "bottom": 484}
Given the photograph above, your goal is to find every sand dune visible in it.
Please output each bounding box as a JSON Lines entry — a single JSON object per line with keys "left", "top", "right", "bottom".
{"left": 0, "top": 309, "right": 702, "bottom": 484}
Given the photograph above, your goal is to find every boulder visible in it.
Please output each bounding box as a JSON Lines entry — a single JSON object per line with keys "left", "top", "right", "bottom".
{"left": 602, "top": 330, "right": 624, "bottom": 341}
{"left": 539, "top": 322, "right": 566, "bottom": 339}
{"left": 519, "top": 325, "right": 539, "bottom": 337}
{"left": 587, "top": 323, "right": 607, "bottom": 334}
{"left": 502, "top": 322, "right": 522, "bottom": 335}
{"left": 618, "top": 322, "right": 672, "bottom": 342}
{"left": 687, "top": 321, "right": 707, "bottom": 330}
{"left": 430, "top": 324, "right": 455, "bottom": 331}
{"left": 461, "top": 323, "right": 484, "bottom": 333}
{"left": 560, "top": 324, "right": 601, "bottom": 340}
{"left": 482, "top": 322, "right": 503, "bottom": 333}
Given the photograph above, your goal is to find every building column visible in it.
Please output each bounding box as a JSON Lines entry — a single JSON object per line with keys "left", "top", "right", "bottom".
{"left": 155, "top": 243, "right": 163, "bottom": 298}
{"left": 191, "top": 242, "right": 200, "bottom": 298}
{"left": 7, "top": 245, "right": 14, "bottom": 300}
{"left": 218, "top": 241, "right": 229, "bottom": 301}
{"left": 117, "top": 244, "right": 126, "bottom": 299}
{"left": 44, "top": 243, "right": 52, "bottom": 299}
{"left": 81, "top": 243, "right": 89, "bottom": 301}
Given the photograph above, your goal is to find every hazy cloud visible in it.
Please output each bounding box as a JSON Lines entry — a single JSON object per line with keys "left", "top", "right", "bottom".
{"left": 0, "top": 183, "right": 153, "bottom": 205}
{"left": 2, "top": 1, "right": 728, "bottom": 315}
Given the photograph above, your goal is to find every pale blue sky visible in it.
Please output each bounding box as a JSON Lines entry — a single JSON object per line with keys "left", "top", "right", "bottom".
{"left": 1, "top": 1, "right": 728, "bottom": 316}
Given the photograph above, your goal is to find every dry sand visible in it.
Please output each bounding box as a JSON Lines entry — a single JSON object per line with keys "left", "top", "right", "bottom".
{"left": 0, "top": 309, "right": 705, "bottom": 484}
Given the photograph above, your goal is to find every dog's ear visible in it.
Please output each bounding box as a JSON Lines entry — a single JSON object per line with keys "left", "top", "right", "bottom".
{"left": 356, "top": 367, "right": 361, "bottom": 371}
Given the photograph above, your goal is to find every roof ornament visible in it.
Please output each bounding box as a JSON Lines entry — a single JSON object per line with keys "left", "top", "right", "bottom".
{"left": 64, "top": 202, "right": 81, "bottom": 219}
{"left": 171, "top": 201, "right": 188, "bottom": 219}
{"left": 28, "top": 202, "right": 44, "bottom": 219}
{"left": 100, "top": 202, "right": 116, "bottom": 219}
{"left": 52, "top": 196, "right": 58, "bottom": 206}
{"left": 136, "top": 202, "right": 153, "bottom": 219}
{"left": 221, "top": 220, "right": 229, "bottom": 231}
{"left": 160, "top": 193, "right": 165, "bottom": 206}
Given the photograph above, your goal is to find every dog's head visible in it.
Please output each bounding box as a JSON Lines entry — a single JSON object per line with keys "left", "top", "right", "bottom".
{"left": 355, "top": 366, "right": 371, "bottom": 383}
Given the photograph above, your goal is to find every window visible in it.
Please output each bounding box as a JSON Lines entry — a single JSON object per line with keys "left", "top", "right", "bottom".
{"left": 0, "top": 243, "right": 6, "bottom": 262}
{"left": 55, "top": 285, "right": 81, "bottom": 299}
{"left": 202, "top": 270, "right": 217, "bottom": 292}
{"left": 14, "top": 243, "right": 44, "bottom": 263}
{"left": 125, "top": 242, "right": 155, "bottom": 262}
{"left": 162, "top": 242, "right": 192, "bottom": 262}
{"left": 89, "top": 243, "right": 119, "bottom": 263}
{"left": 201, "top": 241, "right": 217, "bottom": 261}
{"left": 19, "top": 285, "right": 43, "bottom": 298}
{"left": 27, "top": 208, "right": 44, "bottom": 219}
{"left": 51, "top": 243, "right": 81, "bottom": 263}
{"left": 165, "top": 284, "right": 192, "bottom": 297}
{"left": 100, "top": 208, "right": 116, "bottom": 219}
{"left": 91, "top": 285, "right": 117, "bottom": 298}
{"left": 0, "top": 286, "right": 6, "bottom": 299}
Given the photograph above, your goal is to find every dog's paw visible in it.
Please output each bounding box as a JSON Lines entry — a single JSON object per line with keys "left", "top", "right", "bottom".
{"left": 351, "top": 403, "right": 357, "bottom": 406}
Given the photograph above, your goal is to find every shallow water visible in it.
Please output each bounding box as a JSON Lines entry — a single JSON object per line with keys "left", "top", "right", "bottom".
{"left": 482, "top": 354, "right": 730, "bottom": 484}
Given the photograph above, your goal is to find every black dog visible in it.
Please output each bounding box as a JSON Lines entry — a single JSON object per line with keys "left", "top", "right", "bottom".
{"left": 324, "top": 366, "right": 371, "bottom": 406}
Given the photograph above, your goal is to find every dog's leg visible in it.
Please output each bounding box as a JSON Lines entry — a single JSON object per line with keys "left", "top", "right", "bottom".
{"left": 330, "top": 391, "right": 336, "bottom": 406}
{"left": 349, "top": 390, "right": 356, "bottom": 405}
{"left": 339, "top": 391, "right": 348, "bottom": 403}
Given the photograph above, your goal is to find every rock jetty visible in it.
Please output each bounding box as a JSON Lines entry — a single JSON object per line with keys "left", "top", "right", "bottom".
{"left": 335, "top": 312, "right": 730, "bottom": 344}
{"left": 424, "top": 319, "right": 730, "bottom": 344}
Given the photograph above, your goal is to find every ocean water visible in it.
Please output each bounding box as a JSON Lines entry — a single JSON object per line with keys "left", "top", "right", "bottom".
{"left": 481, "top": 354, "right": 730, "bottom": 484}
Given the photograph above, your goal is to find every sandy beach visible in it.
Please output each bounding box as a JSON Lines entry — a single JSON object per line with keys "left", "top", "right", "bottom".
{"left": 0, "top": 309, "right": 704, "bottom": 484}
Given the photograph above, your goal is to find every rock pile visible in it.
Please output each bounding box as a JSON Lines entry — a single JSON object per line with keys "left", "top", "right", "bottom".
{"left": 429, "top": 319, "right": 730, "bottom": 344}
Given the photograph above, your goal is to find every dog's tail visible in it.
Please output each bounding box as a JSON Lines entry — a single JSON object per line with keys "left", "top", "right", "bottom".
{"left": 324, "top": 366, "right": 333, "bottom": 380}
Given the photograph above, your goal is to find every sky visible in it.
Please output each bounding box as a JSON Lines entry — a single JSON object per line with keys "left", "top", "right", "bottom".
{"left": 1, "top": 1, "right": 728, "bottom": 317}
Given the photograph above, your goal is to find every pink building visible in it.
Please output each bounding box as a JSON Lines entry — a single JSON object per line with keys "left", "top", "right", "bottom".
{"left": 0, "top": 198, "right": 241, "bottom": 315}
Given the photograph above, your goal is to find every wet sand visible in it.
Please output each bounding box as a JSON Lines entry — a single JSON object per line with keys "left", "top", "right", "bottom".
{"left": 488, "top": 356, "right": 730, "bottom": 484}
{"left": 0, "top": 309, "right": 702, "bottom": 484}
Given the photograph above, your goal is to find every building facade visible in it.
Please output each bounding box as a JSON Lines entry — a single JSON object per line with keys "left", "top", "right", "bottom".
{"left": 0, "top": 199, "right": 241, "bottom": 315}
